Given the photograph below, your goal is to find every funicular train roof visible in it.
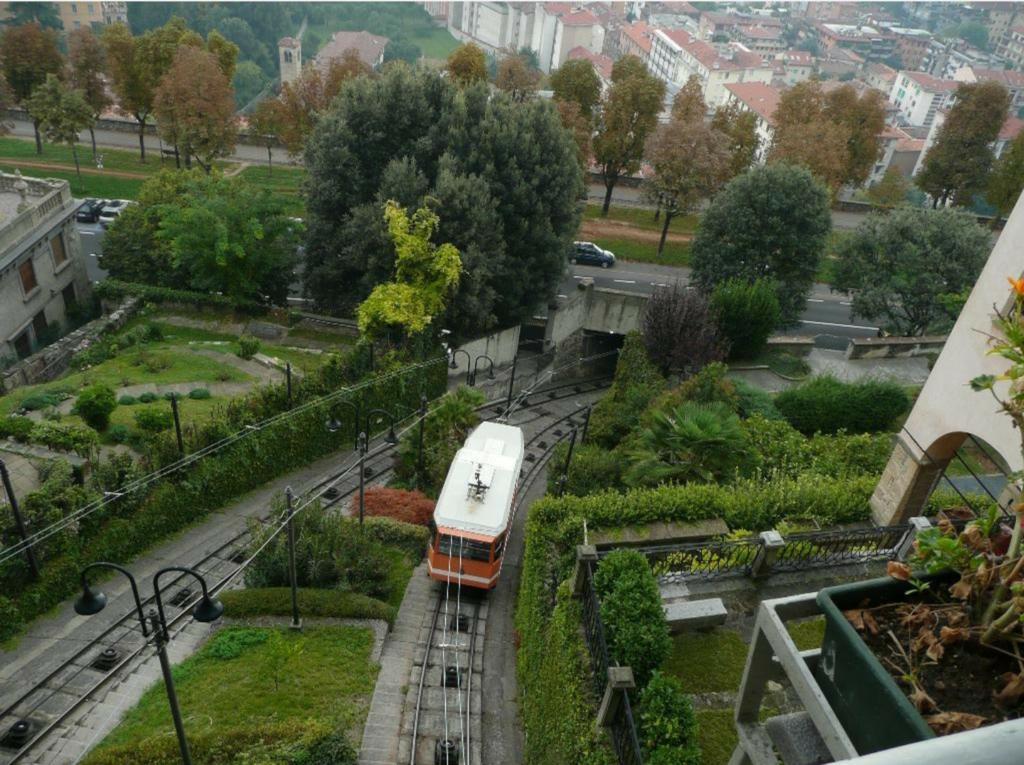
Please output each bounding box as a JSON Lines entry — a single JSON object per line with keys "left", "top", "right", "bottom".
{"left": 433, "top": 421, "right": 524, "bottom": 538}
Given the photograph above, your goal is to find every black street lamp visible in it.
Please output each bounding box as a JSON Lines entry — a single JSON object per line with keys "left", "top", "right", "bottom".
{"left": 416, "top": 394, "right": 428, "bottom": 488}
{"left": 356, "top": 432, "right": 368, "bottom": 525}
{"left": 557, "top": 427, "right": 579, "bottom": 498}
{"left": 470, "top": 354, "right": 495, "bottom": 387}
{"left": 169, "top": 393, "right": 184, "bottom": 456}
{"left": 449, "top": 348, "right": 470, "bottom": 374}
{"left": 0, "top": 458, "right": 39, "bottom": 579}
{"left": 364, "top": 408, "right": 398, "bottom": 445}
{"left": 284, "top": 487, "right": 301, "bottom": 631}
{"left": 74, "top": 563, "right": 224, "bottom": 765}
{"left": 505, "top": 354, "right": 519, "bottom": 414}
{"left": 326, "top": 398, "right": 361, "bottom": 449}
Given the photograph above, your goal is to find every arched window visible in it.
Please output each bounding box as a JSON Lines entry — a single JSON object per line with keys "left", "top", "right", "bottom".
{"left": 284, "top": 50, "right": 293, "bottom": 64}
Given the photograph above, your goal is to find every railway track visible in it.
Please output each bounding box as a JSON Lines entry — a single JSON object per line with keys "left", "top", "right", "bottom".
{"left": 0, "top": 374, "right": 610, "bottom": 765}
{"left": 404, "top": 384, "right": 603, "bottom": 765}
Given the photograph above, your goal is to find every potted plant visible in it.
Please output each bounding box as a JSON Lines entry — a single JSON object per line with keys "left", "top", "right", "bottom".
{"left": 815, "top": 278, "right": 1024, "bottom": 754}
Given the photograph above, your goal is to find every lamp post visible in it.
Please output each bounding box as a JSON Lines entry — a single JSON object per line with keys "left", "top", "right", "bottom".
{"left": 284, "top": 487, "right": 300, "bottom": 631}
{"left": 505, "top": 354, "right": 519, "bottom": 415}
{"left": 449, "top": 348, "right": 471, "bottom": 380}
{"left": 580, "top": 404, "right": 593, "bottom": 444}
{"left": 364, "top": 408, "right": 398, "bottom": 446}
{"left": 357, "top": 432, "right": 368, "bottom": 526}
{"left": 416, "top": 394, "right": 428, "bottom": 488}
{"left": 470, "top": 354, "right": 495, "bottom": 387}
{"left": 74, "top": 563, "right": 224, "bottom": 765}
{"left": 557, "top": 427, "right": 579, "bottom": 498}
{"left": 169, "top": 393, "right": 184, "bottom": 456}
{"left": 0, "top": 458, "right": 39, "bottom": 579}
{"left": 285, "top": 363, "right": 292, "bottom": 409}
{"left": 326, "top": 399, "right": 361, "bottom": 449}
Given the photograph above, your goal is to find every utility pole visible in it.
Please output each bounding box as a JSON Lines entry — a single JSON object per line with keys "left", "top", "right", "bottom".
{"left": 170, "top": 393, "right": 184, "bottom": 456}
{"left": 0, "top": 459, "right": 39, "bottom": 579}
{"left": 285, "top": 487, "right": 301, "bottom": 630}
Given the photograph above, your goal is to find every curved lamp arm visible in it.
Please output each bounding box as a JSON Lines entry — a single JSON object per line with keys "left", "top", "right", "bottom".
{"left": 153, "top": 566, "right": 221, "bottom": 640}
{"left": 473, "top": 355, "right": 495, "bottom": 380}
{"left": 450, "top": 348, "right": 471, "bottom": 370}
{"left": 78, "top": 561, "right": 149, "bottom": 637}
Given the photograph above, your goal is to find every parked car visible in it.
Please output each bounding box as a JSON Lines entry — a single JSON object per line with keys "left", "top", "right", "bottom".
{"left": 98, "top": 200, "right": 134, "bottom": 228}
{"left": 570, "top": 241, "right": 616, "bottom": 268}
{"left": 76, "top": 198, "right": 108, "bottom": 223}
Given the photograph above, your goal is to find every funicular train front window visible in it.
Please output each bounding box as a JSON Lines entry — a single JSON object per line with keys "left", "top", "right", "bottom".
{"left": 438, "top": 534, "right": 491, "bottom": 561}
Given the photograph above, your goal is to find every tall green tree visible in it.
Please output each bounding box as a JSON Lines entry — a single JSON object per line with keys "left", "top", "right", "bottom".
{"left": 68, "top": 27, "right": 110, "bottom": 160}
{"left": 594, "top": 55, "right": 665, "bottom": 215}
{"left": 24, "top": 75, "right": 94, "bottom": 181}
{"left": 303, "top": 66, "right": 581, "bottom": 339}
{"left": 866, "top": 167, "right": 911, "bottom": 208}
{"left": 0, "top": 22, "right": 63, "bottom": 154}
{"left": 691, "top": 163, "right": 832, "bottom": 324}
{"left": 550, "top": 58, "right": 602, "bottom": 121}
{"left": 917, "top": 81, "right": 1011, "bottom": 207}
{"left": 248, "top": 97, "right": 284, "bottom": 174}
{"left": 357, "top": 202, "right": 462, "bottom": 341}
{"left": 987, "top": 131, "right": 1024, "bottom": 220}
{"left": 6, "top": 2, "right": 60, "bottom": 30}
{"left": 833, "top": 208, "right": 992, "bottom": 335}
{"left": 643, "top": 118, "right": 729, "bottom": 257}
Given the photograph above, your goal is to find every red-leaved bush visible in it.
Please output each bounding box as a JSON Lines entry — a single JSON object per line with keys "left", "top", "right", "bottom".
{"left": 352, "top": 487, "right": 435, "bottom": 527}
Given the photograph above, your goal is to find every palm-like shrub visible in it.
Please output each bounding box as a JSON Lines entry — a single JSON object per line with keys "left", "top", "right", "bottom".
{"left": 624, "top": 401, "right": 749, "bottom": 487}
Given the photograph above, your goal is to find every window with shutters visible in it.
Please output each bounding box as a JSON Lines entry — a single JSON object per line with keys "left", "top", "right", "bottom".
{"left": 19, "top": 259, "right": 38, "bottom": 295}
{"left": 51, "top": 233, "right": 67, "bottom": 268}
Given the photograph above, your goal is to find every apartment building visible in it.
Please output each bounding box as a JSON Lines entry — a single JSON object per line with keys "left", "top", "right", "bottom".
{"left": 619, "top": 20, "right": 654, "bottom": 63}
{"left": 448, "top": 1, "right": 536, "bottom": 54}
{"left": 888, "top": 27, "right": 933, "bottom": 70}
{"left": 889, "top": 70, "right": 958, "bottom": 128}
{"left": 1005, "top": 26, "right": 1024, "bottom": 69}
{"left": 55, "top": 1, "right": 126, "bottom": 31}
{"left": 720, "top": 81, "right": 780, "bottom": 161}
{"left": 774, "top": 49, "right": 814, "bottom": 86}
{"left": 531, "top": 3, "right": 606, "bottom": 73}
{"left": 0, "top": 173, "right": 90, "bottom": 363}
{"left": 648, "top": 29, "right": 772, "bottom": 107}
{"left": 816, "top": 22, "right": 896, "bottom": 63}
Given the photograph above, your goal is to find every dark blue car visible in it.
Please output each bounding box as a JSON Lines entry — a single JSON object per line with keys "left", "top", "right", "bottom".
{"left": 570, "top": 241, "right": 616, "bottom": 268}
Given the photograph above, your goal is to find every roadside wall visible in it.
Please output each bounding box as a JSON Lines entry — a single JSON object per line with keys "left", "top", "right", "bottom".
{"left": 450, "top": 324, "right": 521, "bottom": 376}
{"left": 846, "top": 336, "right": 946, "bottom": 360}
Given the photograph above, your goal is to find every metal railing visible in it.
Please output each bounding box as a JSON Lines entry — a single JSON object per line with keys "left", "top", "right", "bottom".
{"left": 772, "top": 525, "right": 910, "bottom": 572}
{"left": 638, "top": 538, "right": 761, "bottom": 580}
{"left": 578, "top": 559, "right": 645, "bottom": 765}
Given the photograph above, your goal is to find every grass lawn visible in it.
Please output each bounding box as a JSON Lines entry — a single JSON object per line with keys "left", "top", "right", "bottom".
{"left": 0, "top": 137, "right": 158, "bottom": 176}
{"left": 238, "top": 165, "right": 306, "bottom": 216}
{"left": 0, "top": 346, "right": 253, "bottom": 417}
{"left": 415, "top": 26, "right": 461, "bottom": 59}
{"left": 0, "top": 162, "right": 144, "bottom": 200}
{"left": 741, "top": 349, "right": 812, "bottom": 379}
{"left": 583, "top": 203, "right": 699, "bottom": 234}
{"left": 286, "top": 325, "right": 356, "bottom": 346}
{"left": 85, "top": 625, "right": 378, "bottom": 763}
{"left": 592, "top": 236, "right": 692, "bottom": 268}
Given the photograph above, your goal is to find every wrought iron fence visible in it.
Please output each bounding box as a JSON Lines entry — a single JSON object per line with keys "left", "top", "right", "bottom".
{"left": 630, "top": 538, "right": 762, "bottom": 581}
{"left": 771, "top": 525, "right": 910, "bottom": 572}
{"left": 578, "top": 559, "right": 645, "bottom": 765}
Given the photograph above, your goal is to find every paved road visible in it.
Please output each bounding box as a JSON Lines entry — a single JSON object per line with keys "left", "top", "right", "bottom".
{"left": 76, "top": 222, "right": 107, "bottom": 282}
{"left": 562, "top": 260, "right": 877, "bottom": 343}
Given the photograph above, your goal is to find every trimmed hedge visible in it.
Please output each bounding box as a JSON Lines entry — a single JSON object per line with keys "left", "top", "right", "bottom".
{"left": 711, "top": 278, "right": 780, "bottom": 361}
{"left": 593, "top": 550, "right": 669, "bottom": 689}
{"left": 587, "top": 333, "right": 666, "bottom": 449}
{"left": 742, "top": 415, "right": 892, "bottom": 478}
{"left": 638, "top": 672, "right": 700, "bottom": 765}
{"left": 547, "top": 443, "right": 624, "bottom": 496}
{"left": 219, "top": 587, "right": 396, "bottom": 625}
{"left": 775, "top": 375, "right": 910, "bottom": 435}
{"left": 94, "top": 279, "right": 267, "bottom": 315}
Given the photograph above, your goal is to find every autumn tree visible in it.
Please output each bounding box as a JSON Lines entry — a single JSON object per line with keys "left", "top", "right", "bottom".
{"left": 594, "top": 55, "right": 665, "bottom": 215}
{"left": 644, "top": 120, "right": 729, "bottom": 257}
{"left": 0, "top": 22, "right": 63, "bottom": 154}
{"left": 275, "top": 53, "right": 370, "bottom": 156}
{"left": 824, "top": 85, "right": 886, "bottom": 187}
{"left": 154, "top": 46, "right": 238, "bottom": 172}
{"left": 550, "top": 58, "right": 602, "bottom": 121}
{"left": 25, "top": 75, "right": 94, "bottom": 181}
{"left": 68, "top": 28, "right": 110, "bottom": 160}
{"left": 769, "top": 118, "right": 850, "bottom": 193}
{"left": 640, "top": 284, "right": 727, "bottom": 376}
{"left": 495, "top": 52, "right": 539, "bottom": 102}
{"left": 446, "top": 42, "right": 487, "bottom": 87}
{"left": 358, "top": 201, "right": 462, "bottom": 342}
{"left": 670, "top": 75, "right": 705, "bottom": 123}
{"left": 866, "top": 167, "right": 910, "bottom": 208}
{"left": 710, "top": 102, "right": 759, "bottom": 179}
{"left": 248, "top": 97, "right": 284, "bottom": 174}
{"left": 917, "top": 81, "right": 1011, "bottom": 207}
{"left": 988, "top": 131, "right": 1024, "bottom": 220}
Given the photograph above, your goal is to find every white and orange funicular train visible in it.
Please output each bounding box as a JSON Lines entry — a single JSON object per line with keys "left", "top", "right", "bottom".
{"left": 427, "top": 421, "right": 525, "bottom": 591}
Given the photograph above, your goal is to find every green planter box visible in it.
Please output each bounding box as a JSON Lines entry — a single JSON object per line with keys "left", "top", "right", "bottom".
{"left": 815, "top": 576, "right": 937, "bottom": 754}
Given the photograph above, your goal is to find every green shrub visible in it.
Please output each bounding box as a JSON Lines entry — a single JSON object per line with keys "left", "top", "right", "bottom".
{"left": 593, "top": 549, "right": 669, "bottom": 689}
{"left": 711, "top": 278, "right": 780, "bottom": 360}
{"left": 642, "top": 362, "right": 740, "bottom": 428}
{"left": 207, "top": 627, "right": 269, "bottom": 659}
{"left": 134, "top": 407, "right": 173, "bottom": 433}
{"left": 361, "top": 516, "right": 431, "bottom": 561}
{"left": 118, "top": 394, "right": 137, "bottom": 406}
{"left": 0, "top": 596, "right": 22, "bottom": 642}
{"left": 219, "top": 587, "right": 397, "bottom": 625}
{"left": 20, "top": 392, "right": 61, "bottom": 411}
{"left": 188, "top": 388, "right": 212, "bottom": 400}
{"left": 0, "top": 415, "right": 35, "bottom": 442}
{"left": 107, "top": 424, "right": 131, "bottom": 444}
{"left": 547, "top": 443, "right": 623, "bottom": 496}
{"left": 94, "top": 279, "right": 267, "bottom": 314}
{"left": 73, "top": 384, "right": 118, "bottom": 430}
{"left": 638, "top": 672, "right": 700, "bottom": 765}
{"left": 137, "top": 391, "right": 157, "bottom": 403}
{"left": 162, "top": 391, "right": 177, "bottom": 401}
{"left": 775, "top": 375, "right": 910, "bottom": 435}
{"left": 237, "top": 335, "right": 261, "bottom": 360}
{"left": 142, "top": 321, "right": 164, "bottom": 342}
{"left": 588, "top": 333, "right": 666, "bottom": 449}
{"left": 30, "top": 421, "right": 99, "bottom": 456}
{"left": 300, "top": 730, "right": 358, "bottom": 765}
{"left": 733, "top": 378, "right": 782, "bottom": 420}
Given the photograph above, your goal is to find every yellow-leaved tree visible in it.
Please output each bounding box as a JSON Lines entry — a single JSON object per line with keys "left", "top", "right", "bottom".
{"left": 357, "top": 201, "right": 462, "bottom": 342}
